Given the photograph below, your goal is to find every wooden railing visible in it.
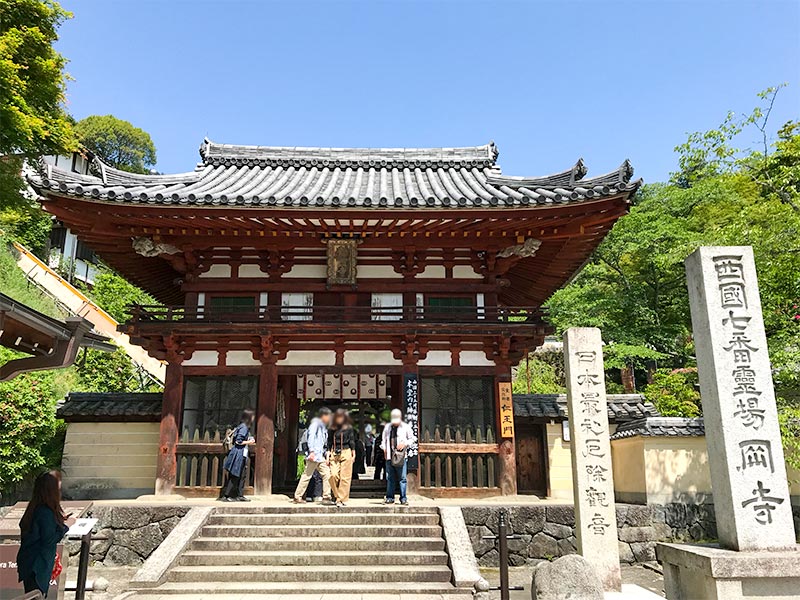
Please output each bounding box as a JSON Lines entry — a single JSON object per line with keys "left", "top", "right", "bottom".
{"left": 175, "top": 428, "right": 254, "bottom": 496}
{"left": 127, "top": 304, "right": 543, "bottom": 325}
{"left": 419, "top": 424, "right": 499, "bottom": 495}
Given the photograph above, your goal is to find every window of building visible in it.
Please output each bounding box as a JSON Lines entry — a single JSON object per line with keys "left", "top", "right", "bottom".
{"left": 207, "top": 295, "right": 257, "bottom": 315}
{"left": 281, "top": 292, "right": 313, "bottom": 321}
{"left": 420, "top": 376, "right": 494, "bottom": 433}
{"left": 426, "top": 295, "right": 475, "bottom": 321}
{"left": 182, "top": 376, "right": 258, "bottom": 438}
{"left": 371, "top": 293, "right": 403, "bottom": 321}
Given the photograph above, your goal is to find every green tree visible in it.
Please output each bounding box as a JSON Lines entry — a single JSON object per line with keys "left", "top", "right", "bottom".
{"left": 89, "top": 269, "right": 157, "bottom": 323}
{"left": 512, "top": 356, "right": 565, "bottom": 394}
{"left": 547, "top": 87, "right": 800, "bottom": 463}
{"left": 74, "top": 115, "right": 156, "bottom": 174}
{"left": 0, "top": 347, "right": 63, "bottom": 495}
{"left": 75, "top": 348, "right": 137, "bottom": 392}
{"left": 643, "top": 368, "right": 702, "bottom": 417}
{"left": 0, "top": 0, "right": 75, "bottom": 256}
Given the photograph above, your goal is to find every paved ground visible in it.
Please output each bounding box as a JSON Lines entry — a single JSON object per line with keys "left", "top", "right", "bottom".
{"left": 480, "top": 565, "right": 665, "bottom": 599}
{"left": 64, "top": 563, "right": 664, "bottom": 599}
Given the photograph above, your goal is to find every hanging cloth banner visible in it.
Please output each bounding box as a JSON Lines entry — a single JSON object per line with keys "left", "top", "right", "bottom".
{"left": 403, "top": 373, "right": 420, "bottom": 470}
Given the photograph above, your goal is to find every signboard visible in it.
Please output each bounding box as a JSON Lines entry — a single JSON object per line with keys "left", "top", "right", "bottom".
{"left": 403, "top": 372, "right": 419, "bottom": 470}
{"left": 0, "top": 543, "right": 64, "bottom": 599}
{"left": 498, "top": 381, "right": 514, "bottom": 438}
{"left": 66, "top": 518, "right": 98, "bottom": 539}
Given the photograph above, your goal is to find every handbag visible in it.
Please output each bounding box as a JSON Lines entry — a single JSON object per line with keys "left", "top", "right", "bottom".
{"left": 51, "top": 552, "right": 63, "bottom": 580}
{"left": 390, "top": 447, "right": 407, "bottom": 468}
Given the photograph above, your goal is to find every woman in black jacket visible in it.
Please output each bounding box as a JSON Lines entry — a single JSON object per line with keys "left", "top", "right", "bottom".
{"left": 328, "top": 408, "right": 356, "bottom": 507}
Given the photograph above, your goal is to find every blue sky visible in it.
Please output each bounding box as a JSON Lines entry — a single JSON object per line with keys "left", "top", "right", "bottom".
{"left": 56, "top": 0, "right": 799, "bottom": 183}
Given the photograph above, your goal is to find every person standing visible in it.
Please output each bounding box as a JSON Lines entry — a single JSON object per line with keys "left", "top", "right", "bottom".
{"left": 293, "top": 407, "right": 333, "bottom": 503}
{"left": 222, "top": 409, "right": 256, "bottom": 501}
{"left": 372, "top": 421, "right": 387, "bottom": 480}
{"left": 17, "top": 472, "right": 71, "bottom": 596}
{"left": 328, "top": 408, "right": 356, "bottom": 507}
{"left": 381, "top": 409, "right": 416, "bottom": 505}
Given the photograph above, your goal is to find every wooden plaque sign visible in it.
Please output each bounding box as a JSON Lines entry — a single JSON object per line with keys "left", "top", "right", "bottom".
{"left": 326, "top": 238, "right": 358, "bottom": 286}
{"left": 498, "top": 381, "right": 514, "bottom": 438}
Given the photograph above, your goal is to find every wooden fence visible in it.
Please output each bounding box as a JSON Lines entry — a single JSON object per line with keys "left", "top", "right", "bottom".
{"left": 418, "top": 424, "right": 500, "bottom": 496}
{"left": 174, "top": 428, "right": 254, "bottom": 496}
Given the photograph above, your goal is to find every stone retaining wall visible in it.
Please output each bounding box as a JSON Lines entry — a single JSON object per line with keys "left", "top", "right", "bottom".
{"left": 463, "top": 503, "right": 800, "bottom": 567}
{"left": 65, "top": 505, "right": 189, "bottom": 566}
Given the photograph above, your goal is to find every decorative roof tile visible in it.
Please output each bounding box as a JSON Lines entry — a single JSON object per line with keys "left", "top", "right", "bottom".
{"left": 58, "top": 392, "right": 163, "bottom": 422}
{"left": 512, "top": 393, "right": 658, "bottom": 423}
{"left": 610, "top": 417, "right": 706, "bottom": 439}
{"left": 30, "top": 140, "right": 640, "bottom": 209}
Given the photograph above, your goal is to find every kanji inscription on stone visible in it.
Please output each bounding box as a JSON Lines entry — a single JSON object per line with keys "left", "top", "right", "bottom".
{"left": 564, "top": 327, "right": 620, "bottom": 592}
{"left": 686, "top": 246, "right": 796, "bottom": 551}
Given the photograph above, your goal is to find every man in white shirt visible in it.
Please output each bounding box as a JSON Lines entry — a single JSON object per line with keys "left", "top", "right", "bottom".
{"left": 381, "top": 409, "right": 416, "bottom": 505}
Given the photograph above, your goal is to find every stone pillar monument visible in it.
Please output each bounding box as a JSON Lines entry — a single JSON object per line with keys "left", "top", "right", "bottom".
{"left": 658, "top": 246, "right": 799, "bottom": 600}
{"left": 564, "top": 327, "right": 620, "bottom": 592}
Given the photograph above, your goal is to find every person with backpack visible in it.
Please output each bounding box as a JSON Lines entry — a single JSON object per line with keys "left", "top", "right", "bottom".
{"left": 297, "top": 423, "right": 323, "bottom": 502}
{"left": 221, "top": 409, "right": 256, "bottom": 501}
{"left": 293, "top": 407, "right": 333, "bottom": 504}
{"left": 381, "top": 409, "right": 416, "bottom": 505}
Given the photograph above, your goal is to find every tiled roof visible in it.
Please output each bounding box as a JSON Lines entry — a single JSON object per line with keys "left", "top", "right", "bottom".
{"left": 57, "top": 392, "right": 163, "bottom": 422}
{"left": 513, "top": 393, "right": 658, "bottom": 423}
{"left": 610, "top": 417, "right": 706, "bottom": 439}
{"left": 29, "top": 139, "right": 640, "bottom": 209}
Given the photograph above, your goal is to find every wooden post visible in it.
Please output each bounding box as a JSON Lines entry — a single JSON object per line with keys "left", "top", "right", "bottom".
{"left": 496, "top": 363, "right": 517, "bottom": 495}
{"left": 156, "top": 361, "right": 183, "bottom": 495}
{"left": 255, "top": 360, "right": 278, "bottom": 496}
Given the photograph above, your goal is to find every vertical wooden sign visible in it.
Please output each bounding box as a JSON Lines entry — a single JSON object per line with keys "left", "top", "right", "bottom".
{"left": 498, "top": 381, "right": 514, "bottom": 438}
{"left": 404, "top": 373, "right": 419, "bottom": 470}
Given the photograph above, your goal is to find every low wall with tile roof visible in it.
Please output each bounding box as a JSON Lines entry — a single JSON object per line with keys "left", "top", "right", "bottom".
{"left": 61, "top": 422, "right": 159, "bottom": 499}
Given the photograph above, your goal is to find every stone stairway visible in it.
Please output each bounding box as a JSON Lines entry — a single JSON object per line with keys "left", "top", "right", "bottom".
{"left": 129, "top": 505, "right": 474, "bottom": 599}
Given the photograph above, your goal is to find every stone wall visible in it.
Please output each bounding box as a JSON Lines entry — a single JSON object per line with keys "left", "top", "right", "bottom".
{"left": 65, "top": 505, "right": 189, "bottom": 566}
{"left": 463, "top": 503, "right": 800, "bottom": 567}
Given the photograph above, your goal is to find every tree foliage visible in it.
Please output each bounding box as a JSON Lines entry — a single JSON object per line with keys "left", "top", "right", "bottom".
{"left": 0, "top": 0, "right": 74, "bottom": 256}
{"left": 88, "top": 269, "right": 157, "bottom": 323}
{"left": 0, "top": 0, "right": 75, "bottom": 157}
{"left": 0, "top": 347, "right": 63, "bottom": 494}
{"left": 546, "top": 88, "right": 800, "bottom": 465}
{"left": 74, "top": 114, "right": 156, "bottom": 174}
{"left": 643, "top": 369, "right": 702, "bottom": 418}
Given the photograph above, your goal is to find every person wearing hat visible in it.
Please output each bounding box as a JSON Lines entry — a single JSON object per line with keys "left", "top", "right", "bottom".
{"left": 380, "top": 409, "right": 416, "bottom": 505}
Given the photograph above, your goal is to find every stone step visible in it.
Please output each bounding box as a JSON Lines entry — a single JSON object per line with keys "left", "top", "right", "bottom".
{"left": 207, "top": 512, "right": 441, "bottom": 526}
{"left": 190, "top": 535, "right": 446, "bottom": 552}
{"left": 212, "top": 504, "right": 438, "bottom": 514}
{"left": 145, "top": 581, "right": 468, "bottom": 595}
{"left": 200, "top": 523, "right": 442, "bottom": 538}
{"left": 167, "top": 565, "right": 454, "bottom": 583}
{"left": 179, "top": 549, "right": 449, "bottom": 566}
{"left": 131, "top": 594, "right": 470, "bottom": 600}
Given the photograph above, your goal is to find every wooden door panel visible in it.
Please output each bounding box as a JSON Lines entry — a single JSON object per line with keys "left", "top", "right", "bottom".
{"left": 516, "top": 424, "right": 546, "bottom": 494}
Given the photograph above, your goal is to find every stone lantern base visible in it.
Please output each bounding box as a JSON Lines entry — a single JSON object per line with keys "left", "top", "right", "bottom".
{"left": 657, "top": 542, "right": 800, "bottom": 600}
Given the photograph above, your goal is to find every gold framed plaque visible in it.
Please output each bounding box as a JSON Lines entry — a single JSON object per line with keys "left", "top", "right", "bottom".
{"left": 326, "top": 238, "right": 358, "bottom": 286}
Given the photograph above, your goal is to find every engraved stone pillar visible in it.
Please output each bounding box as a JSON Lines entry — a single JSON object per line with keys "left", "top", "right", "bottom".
{"left": 563, "top": 327, "right": 620, "bottom": 592}
{"left": 685, "top": 246, "right": 796, "bottom": 551}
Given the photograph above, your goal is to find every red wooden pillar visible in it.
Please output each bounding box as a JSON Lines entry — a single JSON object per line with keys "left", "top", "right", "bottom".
{"left": 496, "top": 360, "right": 518, "bottom": 496}
{"left": 255, "top": 360, "right": 278, "bottom": 496}
{"left": 156, "top": 361, "right": 183, "bottom": 495}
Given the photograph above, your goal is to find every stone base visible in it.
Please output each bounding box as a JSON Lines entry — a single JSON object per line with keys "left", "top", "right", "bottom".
{"left": 657, "top": 542, "right": 800, "bottom": 600}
